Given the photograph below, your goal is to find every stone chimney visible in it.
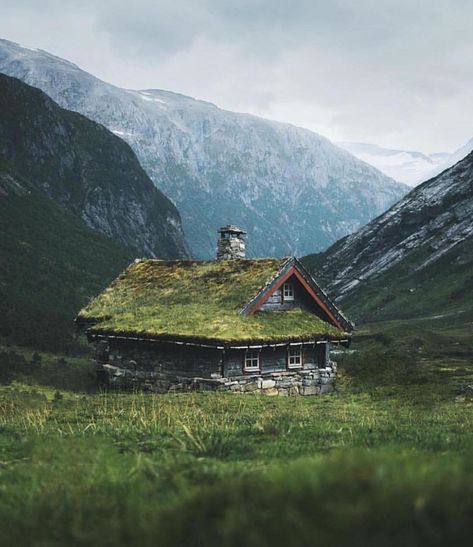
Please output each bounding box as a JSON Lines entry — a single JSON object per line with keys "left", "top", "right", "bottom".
{"left": 216, "top": 225, "right": 247, "bottom": 260}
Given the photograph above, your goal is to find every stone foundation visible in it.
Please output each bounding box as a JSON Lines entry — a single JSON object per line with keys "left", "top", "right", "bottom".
{"left": 98, "top": 360, "right": 336, "bottom": 396}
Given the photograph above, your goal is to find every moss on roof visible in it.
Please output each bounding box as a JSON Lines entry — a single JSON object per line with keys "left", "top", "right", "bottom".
{"left": 77, "top": 258, "right": 347, "bottom": 344}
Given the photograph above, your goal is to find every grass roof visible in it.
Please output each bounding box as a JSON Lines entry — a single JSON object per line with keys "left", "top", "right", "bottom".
{"left": 77, "top": 258, "right": 347, "bottom": 345}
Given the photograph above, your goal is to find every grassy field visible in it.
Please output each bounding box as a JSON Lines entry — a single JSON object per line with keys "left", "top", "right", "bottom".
{"left": 1, "top": 320, "right": 473, "bottom": 547}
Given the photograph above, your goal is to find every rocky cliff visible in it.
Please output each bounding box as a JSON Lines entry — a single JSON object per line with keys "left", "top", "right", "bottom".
{"left": 303, "top": 152, "right": 473, "bottom": 322}
{"left": 0, "top": 73, "right": 189, "bottom": 259}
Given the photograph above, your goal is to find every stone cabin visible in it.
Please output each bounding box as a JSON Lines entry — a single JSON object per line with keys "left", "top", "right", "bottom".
{"left": 76, "top": 225, "right": 353, "bottom": 395}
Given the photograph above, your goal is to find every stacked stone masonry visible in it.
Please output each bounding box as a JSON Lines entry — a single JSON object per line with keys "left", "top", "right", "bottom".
{"left": 216, "top": 236, "right": 246, "bottom": 260}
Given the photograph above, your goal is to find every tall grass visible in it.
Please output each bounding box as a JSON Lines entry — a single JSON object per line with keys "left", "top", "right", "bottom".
{"left": 1, "top": 341, "right": 473, "bottom": 546}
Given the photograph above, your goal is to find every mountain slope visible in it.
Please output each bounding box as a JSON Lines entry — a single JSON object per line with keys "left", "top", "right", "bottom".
{"left": 302, "top": 152, "right": 473, "bottom": 323}
{"left": 0, "top": 172, "right": 135, "bottom": 352}
{"left": 0, "top": 38, "right": 408, "bottom": 258}
{"left": 339, "top": 140, "right": 473, "bottom": 187}
{"left": 0, "top": 73, "right": 189, "bottom": 259}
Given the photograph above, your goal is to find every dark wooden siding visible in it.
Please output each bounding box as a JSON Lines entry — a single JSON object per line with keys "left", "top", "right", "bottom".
{"left": 304, "top": 343, "right": 329, "bottom": 369}
{"left": 260, "top": 347, "right": 287, "bottom": 373}
{"left": 261, "top": 287, "right": 283, "bottom": 309}
{"left": 259, "top": 275, "right": 326, "bottom": 317}
{"left": 224, "top": 343, "right": 329, "bottom": 376}
{"left": 102, "top": 339, "right": 222, "bottom": 379}
{"left": 224, "top": 349, "right": 244, "bottom": 377}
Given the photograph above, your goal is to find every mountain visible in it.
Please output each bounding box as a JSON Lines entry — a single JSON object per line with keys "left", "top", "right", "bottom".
{"left": 0, "top": 73, "right": 189, "bottom": 259}
{"left": 0, "top": 73, "right": 191, "bottom": 351}
{"left": 302, "top": 151, "right": 473, "bottom": 323}
{"left": 0, "top": 38, "right": 408, "bottom": 259}
{"left": 339, "top": 140, "right": 473, "bottom": 187}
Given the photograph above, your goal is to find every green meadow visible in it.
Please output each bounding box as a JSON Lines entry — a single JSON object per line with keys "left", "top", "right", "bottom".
{"left": 1, "top": 317, "right": 473, "bottom": 546}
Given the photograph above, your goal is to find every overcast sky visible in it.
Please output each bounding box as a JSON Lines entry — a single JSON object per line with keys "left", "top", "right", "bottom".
{"left": 1, "top": 0, "right": 472, "bottom": 152}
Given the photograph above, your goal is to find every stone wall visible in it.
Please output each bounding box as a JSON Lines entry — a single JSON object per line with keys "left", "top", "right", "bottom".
{"left": 215, "top": 366, "right": 336, "bottom": 396}
{"left": 92, "top": 337, "right": 336, "bottom": 396}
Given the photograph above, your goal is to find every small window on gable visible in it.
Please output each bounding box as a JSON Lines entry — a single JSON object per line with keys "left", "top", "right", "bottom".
{"left": 283, "top": 282, "right": 294, "bottom": 301}
{"left": 244, "top": 349, "right": 260, "bottom": 371}
{"left": 288, "top": 346, "right": 302, "bottom": 369}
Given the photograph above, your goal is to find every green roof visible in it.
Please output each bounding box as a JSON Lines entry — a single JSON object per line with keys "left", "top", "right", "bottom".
{"left": 77, "top": 258, "right": 348, "bottom": 345}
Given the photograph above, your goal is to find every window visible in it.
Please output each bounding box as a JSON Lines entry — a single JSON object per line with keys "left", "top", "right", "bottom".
{"left": 283, "top": 282, "right": 294, "bottom": 301}
{"left": 288, "top": 346, "right": 302, "bottom": 368}
{"left": 244, "top": 349, "right": 260, "bottom": 371}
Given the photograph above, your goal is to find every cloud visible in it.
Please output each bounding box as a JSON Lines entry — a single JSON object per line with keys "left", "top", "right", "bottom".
{"left": 0, "top": 0, "right": 472, "bottom": 151}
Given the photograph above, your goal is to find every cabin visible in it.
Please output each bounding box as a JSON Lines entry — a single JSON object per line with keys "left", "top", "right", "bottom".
{"left": 76, "top": 226, "right": 353, "bottom": 395}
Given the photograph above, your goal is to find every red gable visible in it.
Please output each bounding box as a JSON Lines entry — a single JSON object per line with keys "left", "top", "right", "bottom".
{"left": 241, "top": 258, "right": 353, "bottom": 333}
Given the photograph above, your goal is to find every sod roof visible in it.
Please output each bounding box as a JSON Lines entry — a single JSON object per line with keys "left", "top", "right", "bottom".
{"left": 77, "top": 258, "right": 349, "bottom": 345}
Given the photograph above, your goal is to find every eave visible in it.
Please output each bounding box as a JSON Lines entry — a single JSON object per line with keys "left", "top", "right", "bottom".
{"left": 86, "top": 330, "right": 352, "bottom": 350}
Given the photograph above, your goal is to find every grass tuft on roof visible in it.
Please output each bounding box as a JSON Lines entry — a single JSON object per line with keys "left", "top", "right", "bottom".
{"left": 77, "top": 259, "right": 346, "bottom": 344}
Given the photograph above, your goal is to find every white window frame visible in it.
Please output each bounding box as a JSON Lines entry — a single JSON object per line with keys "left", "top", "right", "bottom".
{"left": 244, "top": 349, "right": 260, "bottom": 372}
{"left": 282, "top": 282, "right": 294, "bottom": 302}
{"left": 287, "top": 345, "right": 302, "bottom": 369}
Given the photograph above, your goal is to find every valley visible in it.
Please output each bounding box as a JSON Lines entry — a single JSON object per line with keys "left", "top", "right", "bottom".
{"left": 1, "top": 310, "right": 472, "bottom": 546}
{"left": 1, "top": 25, "right": 473, "bottom": 547}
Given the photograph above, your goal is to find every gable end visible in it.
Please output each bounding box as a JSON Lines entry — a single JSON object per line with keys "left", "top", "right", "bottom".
{"left": 241, "top": 258, "right": 353, "bottom": 332}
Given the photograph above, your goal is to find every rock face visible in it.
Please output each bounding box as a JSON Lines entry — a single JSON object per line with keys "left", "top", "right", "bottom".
{"left": 0, "top": 73, "right": 189, "bottom": 259}
{"left": 303, "top": 151, "right": 473, "bottom": 320}
{"left": 0, "top": 38, "right": 408, "bottom": 258}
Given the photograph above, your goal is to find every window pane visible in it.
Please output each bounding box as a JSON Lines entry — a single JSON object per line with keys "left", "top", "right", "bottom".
{"left": 283, "top": 283, "right": 294, "bottom": 300}
{"left": 288, "top": 346, "right": 302, "bottom": 367}
{"left": 245, "top": 350, "right": 260, "bottom": 369}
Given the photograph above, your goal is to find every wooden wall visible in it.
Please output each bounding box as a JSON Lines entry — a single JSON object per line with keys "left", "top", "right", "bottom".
{"left": 98, "top": 339, "right": 223, "bottom": 379}
{"left": 223, "top": 343, "right": 329, "bottom": 377}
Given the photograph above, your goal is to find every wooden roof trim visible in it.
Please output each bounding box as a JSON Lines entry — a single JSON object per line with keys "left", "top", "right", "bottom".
{"left": 292, "top": 269, "right": 344, "bottom": 330}
{"left": 88, "top": 332, "right": 350, "bottom": 350}
{"left": 245, "top": 266, "right": 344, "bottom": 330}
{"left": 294, "top": 258, "right": 353, "bottom": 332}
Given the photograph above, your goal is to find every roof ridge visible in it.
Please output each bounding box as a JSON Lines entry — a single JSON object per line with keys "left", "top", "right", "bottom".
{"left": 133, "top": 257, "right": 288, "bottom": 265}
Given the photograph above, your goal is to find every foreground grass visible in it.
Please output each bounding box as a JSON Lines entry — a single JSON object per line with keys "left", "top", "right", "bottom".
{"left": 1, "top": 324, "right": 473, "bottom": 546}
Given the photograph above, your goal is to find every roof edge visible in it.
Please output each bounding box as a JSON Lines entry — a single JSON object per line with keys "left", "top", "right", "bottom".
{"left": 293, "top": 258, "right": 354, "bottom": 332}
{"left": 87, "top": 331, "right": 351, "bottom": 349}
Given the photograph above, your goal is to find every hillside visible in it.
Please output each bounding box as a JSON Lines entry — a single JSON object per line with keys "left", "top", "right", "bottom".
{"left": 0, "top": 38, "right": 408, "bottom": 258}
{"left": 0, "top": 73, "right": 189, "bottom": 259}
{"left": 0, "top": 173, "right": 134, "bottom": 352}
{"left": 302, "top": 151, "right": 473, "bottom": 324}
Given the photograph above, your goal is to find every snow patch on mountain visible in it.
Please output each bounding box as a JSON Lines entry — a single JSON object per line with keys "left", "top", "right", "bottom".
{"left": 339, "top": 140, "right": 473, "bottom": 187}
